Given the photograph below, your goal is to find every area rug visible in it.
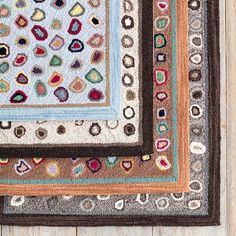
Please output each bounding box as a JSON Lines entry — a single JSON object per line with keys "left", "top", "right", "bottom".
{"left": 0, "top": 0, "right": 190, "bottom": 195}
{"left": 0, "top": 0, "right": 220, "bottom": 226}
{"left": 0, "top": 0, "right": 122, "bottom": 121}
{"left": 0, "top": 0, "right": 154, "bottom": 157}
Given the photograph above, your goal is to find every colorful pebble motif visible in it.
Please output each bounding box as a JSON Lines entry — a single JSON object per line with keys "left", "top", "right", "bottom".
{"left": 0, "top": 0, "right": 142, "bottom": 146}
{"left": 0, "top": 1, "right": 108, "bottom": 105}
{"left": 154, "top": 0, "right": 172, "bottom": 171}
{"left": 2, "top": 0, "right": 207, "bottom": 215}
{"left": 0, "top": 1, "right": 175, "bottom": 177}
{"left": 0, "top": 0, "right": 175, "bottom": 181}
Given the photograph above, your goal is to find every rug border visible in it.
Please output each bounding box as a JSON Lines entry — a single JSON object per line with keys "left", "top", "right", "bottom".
{"left": 0, "top": 0, "right": 154, "bottom": 158}
{"left": 0, "top": 0, "right": 220, "bottom": 226}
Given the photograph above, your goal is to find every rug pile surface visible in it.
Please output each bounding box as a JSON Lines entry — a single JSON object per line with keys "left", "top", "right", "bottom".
{"left": 0, "top": 0, "right": 220, "bottom": 226}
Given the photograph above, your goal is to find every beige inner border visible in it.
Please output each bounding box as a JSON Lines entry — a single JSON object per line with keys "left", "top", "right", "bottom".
{"left": 0, "top": 0, "right": 189, "bottom": 195}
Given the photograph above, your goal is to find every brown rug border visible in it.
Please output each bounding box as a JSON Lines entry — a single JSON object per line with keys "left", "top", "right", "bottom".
{"left": 0, "top": 0, "right": 153, "bottom": 158}
{"left": 0, "top": 0, "right": 220, "bottom": 226}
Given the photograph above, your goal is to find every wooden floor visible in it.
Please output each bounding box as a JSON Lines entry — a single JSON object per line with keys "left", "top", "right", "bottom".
{"left": 1, "top": 0, "right": 235, "bottom": 235}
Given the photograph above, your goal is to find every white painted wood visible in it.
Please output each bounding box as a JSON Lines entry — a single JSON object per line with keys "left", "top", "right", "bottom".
{"left": 1, "top": 227, "right": 76, "bottom": 236}
{"left": 77, "top": 227, "right": 152, "bottom": 236}
{"left": 153, "top": 227, "right": 223, "bottom": 236}
{"left": 226, "top": 0, "right": 236, "bottom": 235}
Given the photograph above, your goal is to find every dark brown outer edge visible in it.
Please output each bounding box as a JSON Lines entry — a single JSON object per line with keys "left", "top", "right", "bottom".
{"left": 205, "top": 0, "right": 221, "bottom": 226}
{"left": 0, "top": 0, "right": 154, "bottom": 158}
{"left": 0, "top": 0, "right": 220, "bottom": 226}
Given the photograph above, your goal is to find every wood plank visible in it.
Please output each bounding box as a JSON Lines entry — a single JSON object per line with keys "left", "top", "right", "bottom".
{"left": 219, "top": 0, "right": 228, "bottom": 235}
{"left": 77, "top": 227, "right": 152, "bottom": 236}
{"left": 153, "top": 226, "right": 226, "bottom": 236}
{"left": 1, "top": 227, "right": 76, "bottom": 236}
{"left": 226, "top": 0, "right": 236, "bottom": 235}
